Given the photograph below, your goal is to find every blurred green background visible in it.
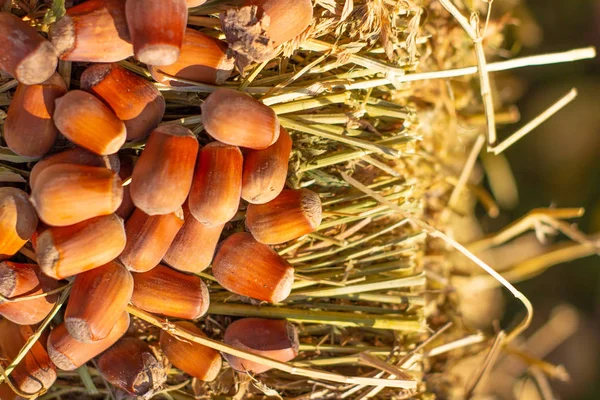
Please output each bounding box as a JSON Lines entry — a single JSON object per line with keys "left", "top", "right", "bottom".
{"left": 493, "top": 0, "right": 600, "bottom": 398}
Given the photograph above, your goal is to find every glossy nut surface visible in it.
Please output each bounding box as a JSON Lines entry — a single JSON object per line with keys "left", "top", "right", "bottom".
{"left": 159, "top": 321, "right": 221, "bottom": 381}
{"left": 132, "top": 264, "right": 209, "bottom": 319}
{"left": 0, "top": 188, "right": 38, "bottom": 260}
{"left": 47, "top": 312, "right": 130, "bottom": 371}
{"left": 53, "top": 90, "right": 127, "bottom": 155}
{"left": 0, "top": 262, "right": 59, "bottom": 325}
{"left": 130, "top": 125, "right": 198, "bottom": 215}
{"left": 31, "top": 164, "right": 123, "bottom": 226}
{"left": 163, "top": 203, "right": 223, "bottom": 273}
{"left": 202, "top": 88, "right": 279, "bottom": 149}
{"left": 50, "top": 0, "right": 133, "bottom": 62}
{"left": 149, "top": 29, "right": 233, "bottom": 86}
{"left": 4, "top": 73, "right": 67, "bottom": 157}
{"left": 212, "top": 232, "right": 294, "bottom": 303}
{"left": 246, "top": 188, "right": 322, "bottom": 244}
{"left": 36, "top": 214, "right": 126, "bottom": 279}
{"left": 0, "top": 12, "right": 58, "bottom": 85}
{"left": 81, "top": 63, "right": 166, "bottom": 141}
{"left": 125, "top": 0, "right": 188, "bottom": 66}
{"left": 242, "top": 126, "right": 292, "bottom": 204}
{"left": 30, "top": 147, "right": 119, "bottom": 190}
{"left": 65, "top": 261, "right": 133, "bottom": 343}
{"left": 189, "top": 142, "right": 242, "bottom": 226}
{"left": 119, "top": 208, "right": 184, "bottom": 272}
{"left": 223, "top": 318, "right": 299, "bottom": 374}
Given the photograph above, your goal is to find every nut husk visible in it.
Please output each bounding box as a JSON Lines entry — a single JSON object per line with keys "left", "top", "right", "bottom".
{"left": 97, "top": 337, "right": 167, "bottom": 399}
{"left": 220, "top": 0, "right": 312, "bottom": 67}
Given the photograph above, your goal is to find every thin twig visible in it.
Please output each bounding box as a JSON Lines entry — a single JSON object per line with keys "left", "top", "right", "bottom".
{"left": 491, "top": 89, "right": 578, "bottom": 154}
{"left": 0, "top": 283, "right": 72, "bottom": 304}
{"left": 0, "top": 287, "right": 71, "bottom": 385}
{"left": 126, "top": 305, "right": 418, "bottom": 389}
{"left": 339, "top": 172, "right": 533, "bottom": 343}
{"left": 464, "top": 331, "right": 506, "bottom": 396}
{"left": 438, "top": 0, "right": 497, "bottom": 145}
{"left": 446, "top": 134, "right": 486, "bottom": 211}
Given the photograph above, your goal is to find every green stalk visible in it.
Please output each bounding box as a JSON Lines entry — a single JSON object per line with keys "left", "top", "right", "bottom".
{"left": 289, "top": 219, "right": 411, "bottom": 264}
{"left": 207, "top": 303, "right": 425, "bottom": 332}
{"left": 342, "top": 294, "right": 426, "bottom": 307}
{"left": 297, "top": 134, "right": 417, "bottom": 172}
{"left": 280, "top": 117, "right": 399, "bottom": 157}
{"left": 365, "top": 104, "right": 410, "bottom": 119}
{"left": 293, "top": 260, "right": 414, "bottom": 289}
{"left": 0, "top": 79, "right": 17, "bottom": 93}
{"left": 77, "top": 365, "right": 99, "bottom": 395}
{"left": 328, "top": 191, "right": 410, "bottom": 214}
{"left": 286, "top": 113, "right": 353, "bottom": 125}
{"left": 321, "top": 178, "right": 406, "bottom": 206}
{"left": 270, "top": 93, "right": 350, "bottom": 114}
{"left": 0, "top": 287, "right": 71, "bottom": 384}
{"left": 304, "top": 237, "right": 421, "bottom": 270}
{"left": 298, "top": 344, "right": 394, "bottom": 354}
{"left": 307, "top": 232, "right": 347, "bottom": 247}
{"left": 295, "top": 356, "right": 361, "bottom": 366}
{"left": 288, "top": 302, "right": 412, "bottom": 314}
{"left": 298, "top": 122, "right": 366, "bottom": 137}
{"left": 317, "top": 208, "right": 390, "bottom": 230}
{"left": 289, "top": 273, "right": 426, "bottom": 299}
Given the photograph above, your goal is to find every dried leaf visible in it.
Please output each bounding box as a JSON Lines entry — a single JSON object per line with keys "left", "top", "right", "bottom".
{"left": 248, "top": 374, "right": 283, "bottom": 399}
{"left": 341, "top": 0, "right": 354, "bottom": 22}
{"left": 221, "top": 6, "right": 277, "bottom": 69}
{"left": 0, "top": 168, "right": 26, "bottom": 183}
{"left": 0, "top": 147, "right": 39, "bottom": 163}
{"left": 380, "top": 14, "right": 395, "bottom": 60}
{"left": 316, "top": 0, "right": 337, "bottom": 14}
